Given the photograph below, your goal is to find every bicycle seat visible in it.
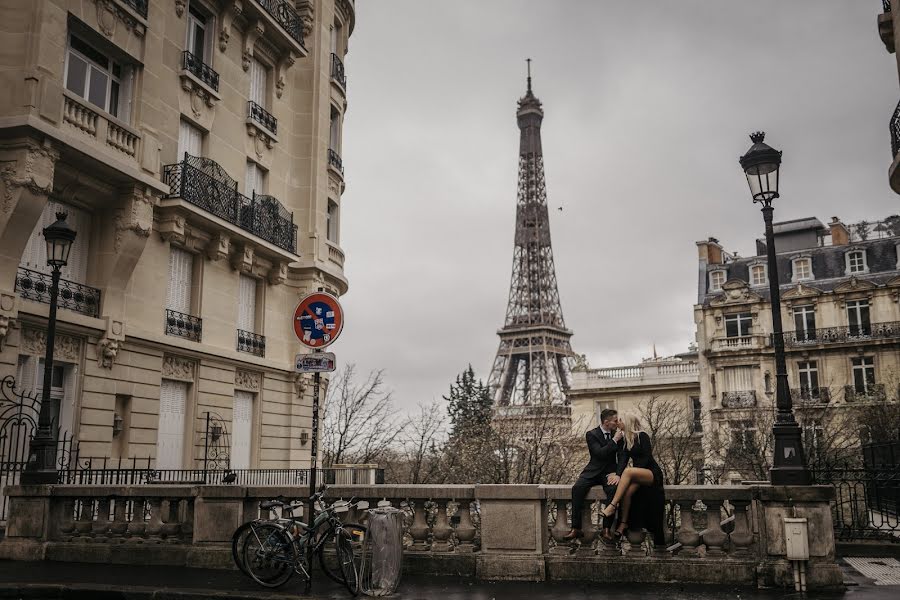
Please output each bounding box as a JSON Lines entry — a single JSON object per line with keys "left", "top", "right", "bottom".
{"left": 259, "top": 500, "right": 284, "bottom": 510}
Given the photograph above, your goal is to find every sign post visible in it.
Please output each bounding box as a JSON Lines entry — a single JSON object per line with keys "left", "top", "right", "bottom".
{"left": 292, "top": 291, "right": 343, "bottom": 593}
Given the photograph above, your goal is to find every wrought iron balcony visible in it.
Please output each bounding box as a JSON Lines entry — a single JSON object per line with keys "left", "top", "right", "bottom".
{"left": 892, "top": 101, "right": 900, "bottom": 158}
{"left": 328, "top": 148, "right": 343, "bottom": 173}
{"left": 15, "top": 267, "right": 101, "bottom": 318}
{"left": 843, "top": 384, "right": 886, "bottom": 403}
{"left": 122, "top": 0, "right": 148, "bottom": 18}
{"left": 237, "top": 330, "right": 266, "bottom": 357}
{"left": 791, "top": 387, "right": 831, "bottom": 404}
{"left": 248, "top": 101, "right": 277, "bottom": 135}
{"left": 255, "top": 0, "right": 305, "bottom": 49}
{"left": 163, "top": 154, "right": 297, "bottom": 253}
{"left": 331, "top": 53, "right": 346, "bottom": 89}
{"left": 165, "top": 309, "right": 202, "bottom": 342}
{"left": 777, "top": 322, "right": 900, "bottom": 347}
{"left": 885, "top": 0, "right": 892, "bottom": 12}
{"left": 721, "top": 390, "right": 757, "bottom": 408}
{"left": 182, "top": 51, "right": 219, "bottom": 92}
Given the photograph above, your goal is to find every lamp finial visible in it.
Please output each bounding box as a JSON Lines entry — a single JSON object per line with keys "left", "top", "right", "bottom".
{"left": 749, "top": 131, "right": 766, "bottom": 144}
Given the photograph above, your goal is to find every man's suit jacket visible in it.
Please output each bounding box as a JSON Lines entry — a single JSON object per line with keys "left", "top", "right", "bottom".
{"left": 578, "top": 426, "right": 622, "bottom": 480}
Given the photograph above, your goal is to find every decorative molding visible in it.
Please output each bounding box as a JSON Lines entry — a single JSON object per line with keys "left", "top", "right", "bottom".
{"left": 219, "top": 0, "right": 243, "bottom": 52}
{"left": 275, "top": 52, "right": 297, "bottom": 98}
{"left": 96, "top": 335, "right": 119, "bottom": 369}
{"left": 0, "top": 315, "right": 9, "bottom": 351}
{"left": 114, "top": 186, "right": 154, "bottom": 252}
{"left": 174, "top": 0, "right": 186, "bottom": 18}
{"left": 21, "top": 327, "right": 82, "bottom": 362}
{"left": 92, "top": 0, "right": 146, "bottom": 38}
{"left": 242, "top": 20, "right": 266, "bottom": 71}
{"left": 235, "top": 369, "right": 261, "bottom": 391}
{"left": 1, "top": 141, "right": 59, "bottom": 214}
{"left": 710, "top": 280, "right": 762, "bottom": 307}
{"left": 267, "top": 261, "right": 287, "bottom": 285}
{"left": 206, "top": 232, "right": 230, "bottom": 262}
{"left": 293, "top": 372, "right": 310, "bottom": 397}
{"left": 158, "top": 214, "right": 187, "bottom": 245}
{"left": 231, "top": 243, "right": 254, "bottom": 273}
{"left": 162, "top": 354, "right": 196, "bottom": 381}
{"left": 833, "top": 276, "right": 877, "bottom": 295}
{"left": 296, "top": 0, "right": 315, "bottom": 38}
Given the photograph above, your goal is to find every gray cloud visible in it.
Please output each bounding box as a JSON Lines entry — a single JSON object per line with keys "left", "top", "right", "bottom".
{"left": 334, "top": 1, "right": 900, "bottom": 411}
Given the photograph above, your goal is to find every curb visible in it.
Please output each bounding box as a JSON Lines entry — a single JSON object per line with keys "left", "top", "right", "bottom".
{"left": 0, "top": 583, "right": 313, "bottom": 600}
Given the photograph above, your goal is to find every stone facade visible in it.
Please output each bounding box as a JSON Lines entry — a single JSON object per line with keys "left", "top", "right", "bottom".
{"left": 694, "top": 215, "right": 900, "bottom": 482}
{"left": 0, "top": 0, "right": 355, "bottom": 469}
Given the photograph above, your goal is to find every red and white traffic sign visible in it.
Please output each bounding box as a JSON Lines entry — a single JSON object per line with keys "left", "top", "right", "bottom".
{"left": 293, "top": 291, "right": 344, "bottom": 349}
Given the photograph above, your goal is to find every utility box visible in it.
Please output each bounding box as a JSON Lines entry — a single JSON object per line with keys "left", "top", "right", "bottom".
{"left": 783, "top": 517, "right": 809, "bottom": 560}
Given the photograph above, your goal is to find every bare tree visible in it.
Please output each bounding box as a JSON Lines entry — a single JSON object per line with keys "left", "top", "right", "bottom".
{"left": 491, "top": 406, "right": 583, "bottom": 484}
{"left": 637, "top": 395, "right": 702, "bottom": 485}
{"left": 387, "top": 401, "right": 447, "bottom": 484}
{"left": 322, "top": 365, "right": 404, "bottom": 466}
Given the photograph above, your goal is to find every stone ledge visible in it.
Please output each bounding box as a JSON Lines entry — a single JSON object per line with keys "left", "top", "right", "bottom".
{"left": 546, "top": 556, "right": 757, "bottom": 584}
{"left": 477, "top": 554, "right": 546, "bottom": 581}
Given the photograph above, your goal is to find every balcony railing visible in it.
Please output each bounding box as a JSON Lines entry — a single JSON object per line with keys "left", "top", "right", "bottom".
{"left": 237, "top": 329, "right": 266, "bottom": 357}
{"left": 122, "top": 0, "right": 148, "bottom": 18}
{"left": 331, "top": 53, "right": 346, "bottom": 89}
{"left": 15, "top": 267, "right": 101, "bottom": 318}
{"left": 721, "top": 390, "right": 757, "bottom": 408}
{"left": 248, "top": 101, "right": 277, "bottom": 135}
{"left": 63, "top": 93, "right": 140, "bottom": 160}
{"left": 777, "top": 322, "right": 900, "bottom": 347}
{"left": 791, "top": 387, "right": 831, "bottom": 404}
{"left": 885, "top": 0, "right": 892, "bottom": 12}
{"left": 255, "top": 0, "right": 305, "bottom": 49}
{"left": 163, "top": 154, "right": 297, "bottom": 253}
{"left": 844, "top": 384, "right": 887, "bottom": 403}
{"left": 182, "top": 51, "right": 219, "bottom": 92}
{"left": 328, "top": 148, "right": 343, "bottom": 173}
{"left": 892, "top": 100, "right": 900, "bottom": 158}
{"left": 165, "top": 308, "right": 202, "bottom": 342}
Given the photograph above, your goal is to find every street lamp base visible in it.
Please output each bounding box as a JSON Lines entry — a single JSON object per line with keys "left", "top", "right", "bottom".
{"left": 19, "top": 468, "right": 58, "bottom": 485}
{"left": 770, "top": 421, "right": 811, "bottom": 486}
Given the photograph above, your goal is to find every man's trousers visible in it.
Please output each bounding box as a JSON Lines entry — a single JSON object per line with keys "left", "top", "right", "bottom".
{"left": 571, "top": 476, "right": 617, "bottom": 530}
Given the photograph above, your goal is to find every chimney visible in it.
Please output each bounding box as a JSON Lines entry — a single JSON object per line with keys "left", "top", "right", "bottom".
{"left": 696, "top": 237, "right": 723, "bottom": 265}
{"left": 830, "top": 217, "right": 850, "bottom": 246}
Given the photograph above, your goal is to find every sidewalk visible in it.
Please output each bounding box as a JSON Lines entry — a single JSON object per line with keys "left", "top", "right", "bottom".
{"left": 0, "top": 559, "right": 894, "bottom": 599}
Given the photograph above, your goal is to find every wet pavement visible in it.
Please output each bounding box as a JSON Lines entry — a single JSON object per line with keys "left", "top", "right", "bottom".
{"left": 0, "top": 559, "right": 896, "bottom": 599}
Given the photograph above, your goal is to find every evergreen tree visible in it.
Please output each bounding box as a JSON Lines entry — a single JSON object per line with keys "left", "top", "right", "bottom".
{"left": 443, "top": 365, "right": 492, "bottom": 435}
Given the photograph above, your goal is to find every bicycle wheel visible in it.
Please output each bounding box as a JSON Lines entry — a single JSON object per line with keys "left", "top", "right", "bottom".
{"left": 318, "top": 523, "right": 366, "bottom": 588}
{"left": 336, "top": 528, "right": 360, "bottom": 595}
{"left": 242, "top": 522, "right": 296, "bottom": 588}
{"left": 232, "top": 521, "right": 261, "bottom": 576}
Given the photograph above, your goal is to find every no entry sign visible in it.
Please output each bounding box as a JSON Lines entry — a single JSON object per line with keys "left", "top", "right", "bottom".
{"left": 293, "top": 291, "right": 343, "bottom": 349}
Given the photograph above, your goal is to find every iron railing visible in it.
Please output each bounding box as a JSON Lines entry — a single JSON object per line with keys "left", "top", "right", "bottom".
{"left": 843, "top": 384, "right": 887, "bottom": 403}
{"left": 255, "top": 0, "right": 305, "bottom": 49}
{"left": 122, "top": 0, "right": 148, "bottom": 18}
{"left": 892, "top": 99, "right": 900, "bottom": 158}
{"left": 790, "top": 387, "right": 831, "bottom": 403}
{"left": 331, "top": 53, "right": 346, "bottom": 88}
{"left": 776, "top": 322, "right": 900, "bottom": 347}
{"left": 164, "top": 308, "right": 202, "bottom": 342}
{"left": 15, "top": 267, "right": 101, "bottom": 318}
{"left": 328, "top": 148, "right": 343, "bottom": 173}
{"left": 181, "top": 50, "right": 219, "bottom": 92}
{"left": 721, "top": 390, "right": 757, "bottom": 408}
{"left": 885, "top": 0, "right": 892, "bottom": 13}
{"left": 163, "top": 154, "right": 297, "bottom": 253}
{"left": 248, "top": 100, "right": 277, "bottom": 134}
{"left": 812, "top": 466, "right": 899, "bottom": 540}
{"left": 237, "top": 329, "right": 266, "bottom": 357}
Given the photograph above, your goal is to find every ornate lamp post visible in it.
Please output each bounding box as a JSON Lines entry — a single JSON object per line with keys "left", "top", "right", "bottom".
{"left": 739, "top": 132, "right": 811, "bottom": 486}
{"left": 21, "top": 212, "right": 76, "bottom": 485}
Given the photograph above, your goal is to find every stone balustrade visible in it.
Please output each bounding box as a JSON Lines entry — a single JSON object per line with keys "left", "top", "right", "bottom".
{"left": 0, "top": 483, "right": 842, "bottom": 590}
{"left": 62, "top": 93, "right": 142, "bottom": 162}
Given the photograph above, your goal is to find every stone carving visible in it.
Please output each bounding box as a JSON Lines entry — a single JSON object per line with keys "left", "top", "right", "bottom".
{"left": 96, "top": 335, "right": 119, "bottom": 369}
{"left": 92, "top": 0, "right": 146, "bottom": 38}
{"left": 21, "top": 327, "right": 82, "bottom": 361}
{"left": 175, "top": 0, "right": 186, "bottom": 18}
{"left": 158, "top": 215, "right": 186, "bottom": 245}
{"left": 335, "top": 0, "right": 353, "bottom": 24}
{"left": 1, "top": 141, "right": 59, "bottom": 214}
{"left": 721, "top": 390, "right": 757, "bottom": 409}
{"left": 235, "top": 369, "right": 261, "bottom": 391}
{"left": 219, "top": 0, "right": 243, "bottom": 52}
{"left": 267, "top": 261, "right": 287, "bottom": 285}
{"left": 114, "top": 187, "right": 154, "bottom": 252}
{"left": 275, "top": 53, "right": 296, "bottom": 99}
{"left": 242, "top": 21, "right": 265, "bottom": 71}
{"left": 294, "top": 372, "right": 311, "bottom": 397}
{"left": 571, "top": 354, "right": 590, "bottom": 372}
{"left": 231, "top": 243, "right": 254, "bottom": 272}
{"left": 206, "top": 232, "right": 230, "bottom": 262}
{"left": 162, "top": 354, "right": 196, "bottom": 381}
{"left": 296, "top": 0, "right": 315, "bottom": 38}
{"left": 0, "top": 315, "right": 9, "bottom": 350}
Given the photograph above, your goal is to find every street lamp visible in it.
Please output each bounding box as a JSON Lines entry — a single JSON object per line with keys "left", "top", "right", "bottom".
{"left": 21, "top": 212, "right": 76, "bottom": 485}
{"left": 739, "top": 132, "right": 811, "bottom": 486}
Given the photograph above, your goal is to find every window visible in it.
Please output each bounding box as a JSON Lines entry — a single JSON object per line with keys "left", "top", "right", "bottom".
{"left": 852, "top": 357, "right": 875, "bottom": 395}
{"left": 186, "top": 4, "right": 211, "bottom": 61}
{"left": 797, "top": 361, "right": 819, "bottom": 398}
{"left": 166, "top": 247, "right": 194, "bottom": 314}
{"left": 245, "top": 162, "right": 266, "bottom": 197}
{"left": 803, "top": 421, "right": 825, "bottom": 464}
{"left": 750, "top": 264, "right": 767, "bottom": 287}
{"left": 237, "top": 275, "right": 257, "bottom": 333}
{"left": 157, "top": 379, "right": 188, "bottom": 469}
{"left": 326, "top": 201, "right": 339, "bottom": 243}
{"left": 329, "top": 106, "right": 340, "bottom": 152}
{"left": 178, "top": 120, "right": 203, "bottom": 159}
{"left": 691, "top": 396, "right": 702, "bottom": 433}
{"left": 594, "top": 401, "right": 615, "bottom": 426}
{"left": 331, "top": 21, "right": 342, "bottom": 55}
{"left": 249, "top": 57, "right": 268, "bottom": 108}
{"left": 17, "top": 356, "right": 75, "bottom": 436}
{"left": 792, "top": 257, "right": 813, "bottom": 282}
{"left": 792, "top": 306, "right": 817, "bottom": 342}
{"left": 723, "top": 366, "right": 754, "bottom": 392}
{"left": 693, "top": 460, "right": 706, "bottom": 485}
{"left": 231, "top": 391, "right": 254, "bottom": 470}
{"left": 847, "top": 300, "right": 871, "bottom": 337}
{"left": 730, "top": 420, "right": 756, "bottom": 452}
{"left": 65, "top": 34, "right": 133, "bottom": 120}
{"left": 845, "top": 250, "right": 868, "bottom": 275}
{"left": 709, "top": 270, "right": 726, "bottom": 292}
{"left": 724, "top": 313, "right": 752, "bottom": 338}
{"left": 20, "top": 200, "right": 91, "bottom": 284}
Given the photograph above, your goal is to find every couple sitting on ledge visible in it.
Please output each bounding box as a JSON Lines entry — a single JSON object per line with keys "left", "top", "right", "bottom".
{"left": 564, "top": 409, "right": 666, "bottom": 548}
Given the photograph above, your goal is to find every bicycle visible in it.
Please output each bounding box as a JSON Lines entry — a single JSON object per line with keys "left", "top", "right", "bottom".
{"left": 234, "top": 487, "right": 368, "bottom": 595}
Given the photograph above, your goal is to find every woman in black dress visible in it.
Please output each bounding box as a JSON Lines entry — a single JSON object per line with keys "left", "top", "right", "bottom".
{"left": 599, "top": 413, "right": 665, "bottom": 538}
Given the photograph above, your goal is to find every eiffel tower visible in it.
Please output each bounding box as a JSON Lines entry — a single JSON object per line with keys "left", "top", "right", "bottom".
{"left": 488, "top": 62, "right": 576, "bottom": 408}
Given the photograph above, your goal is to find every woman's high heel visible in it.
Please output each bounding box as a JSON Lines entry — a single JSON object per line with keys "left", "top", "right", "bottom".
{"left": 599, "top": 502, "right": 618, "bottom": 519}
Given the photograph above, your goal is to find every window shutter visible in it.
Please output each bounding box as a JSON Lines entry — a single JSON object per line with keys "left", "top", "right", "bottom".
{"left": 20, "top": 201, "right": 90, "bottom": 283}
{"left": 118, "top": 66, "right": 134, "bottom": 123}
{"left": 250, "top": 58, "right": 266, "bottom": 107}
{"left": 16, "top": 355, "right": 37, "bottom": 395}
{"left": 178, "top": 120, "right": 202, "bottom": 159}
{"left": 237, "top": 275, "right": 257, "bottom": 332}
{"left": 723, "top": 366, "right": 753, "bottom": 392}
{"left": 166, "top": 247, "right": 193, "bottom": 314}
{"left": 245, "top": 162, "right": 262, "bottom": 196}
{"left": 231, "top": 391, "right": 253, "bottom": 470}
{"left": 156, "top": 380, "right": 187, "bottom": 469}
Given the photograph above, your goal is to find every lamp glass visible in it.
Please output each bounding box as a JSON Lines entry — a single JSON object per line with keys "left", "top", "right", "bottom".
{"left": 43, "top": 212, "right": 76, "bottom": 268}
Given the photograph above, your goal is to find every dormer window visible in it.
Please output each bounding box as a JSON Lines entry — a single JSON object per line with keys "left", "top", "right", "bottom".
{"left": 845, "top": 249, "right": 868, "bottom": 275}
{"left": 709, "top": 270, "right": 726, "bottom": 292}
{"left": 792, "top": 257, "right": 813, "bottom": 282}
{"left": 750, "top": 264, "right": 767, "bottom": 287}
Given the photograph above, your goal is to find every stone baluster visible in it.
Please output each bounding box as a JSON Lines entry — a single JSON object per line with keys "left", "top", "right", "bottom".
{"left": 549, "top": 500, "right": 570, "bottom": 554}
{"left": 578, "top": 499, "right": 597, "bottom": 556}
{"left": 676, "top": 502, "right": 700, "bottom": 556}
{"left": 431, "top": 499, "right": 453, "bottom": 552}
{"left": 146, "top": 497, "right": 163, "bottom": 541}
{"left": 109, "top": 496, "right": 127, "bottom": 539}
{"left": 408, "top": 499, "right": 430, "bottom": 551}
{"left": 454, "top": 500, "right": 476, "bottom": 553}
{"left": 91, "top": 497, "right": 111, "bottom": 538}
{"left": 701, "top": 499, "right": 727, "bottom": 556}
{"left": 625, "top": 528, "right": 647, "bottom": 557}
{"left": 181, "top": 498, "right": 194, "bottom": 540}
{"left": 126, "top": 499, "right": 146, "bottom": 538}
{"left": 160, "top": 499, "right": 181, "bottom": 541}
{"left": 729, "top": 500, "right": 753, "bottom": 556}
{"left": 74, "top": 499, "right": 93, "bottom": 538}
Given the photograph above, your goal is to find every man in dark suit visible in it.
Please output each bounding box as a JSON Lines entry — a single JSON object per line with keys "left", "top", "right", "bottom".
{"left": 563, "top": 408, "right": 622, "bottom": 543}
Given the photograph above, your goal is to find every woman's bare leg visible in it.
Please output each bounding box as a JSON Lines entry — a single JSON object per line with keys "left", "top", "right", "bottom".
{"left": 617, "top": 483, "right": 641, "bottom": 532}
{"left": 601, "top": 467, "right": 654, "bottom": 517}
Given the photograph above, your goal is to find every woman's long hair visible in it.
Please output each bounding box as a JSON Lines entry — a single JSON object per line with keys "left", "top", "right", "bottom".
{"left": 620, "top": 413, "right": 642, "bottom": 450}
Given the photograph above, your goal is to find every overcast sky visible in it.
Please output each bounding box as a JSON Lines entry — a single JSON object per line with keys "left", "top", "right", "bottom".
{"left": 333, "top": 1, "right": 900, "bottom": 412}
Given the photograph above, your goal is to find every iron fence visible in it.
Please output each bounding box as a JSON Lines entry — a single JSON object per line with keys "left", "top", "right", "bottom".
{"left": 331, "top": 53, "right": 346, "bottom": 88}
{"left": 776, "top": 321, "right": 900, "bottom": 347}
{"left": 248, "top": 100, "right": 277, "bottom": 134}
{"left": 885, "top": 0, "right": 892, "bottom": 13}
{"left": 255, "top": 0, "right": 305, "bottom": 48}
{"left": 892, "top": 99, "right": 900, "bottom": 158}
{"left": 164, "top": 308, "right": 202, "bottom": 342}
{"left": 182, "top": 50, "right": 219, "bottom": 91}
{"left": 328, "top": 148, "right": 343, "bottom": 173}
{"left": 15, "top": 267, "right": 101, "bottom": 318}
{"left": 243, "top": 192, "right": 298, "bottom": 253}
{"left": 237, "top": 329, "right": 266, "bottom": 357}
{"left": 122, "top": 0, "right": 148, "bottom": 18}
